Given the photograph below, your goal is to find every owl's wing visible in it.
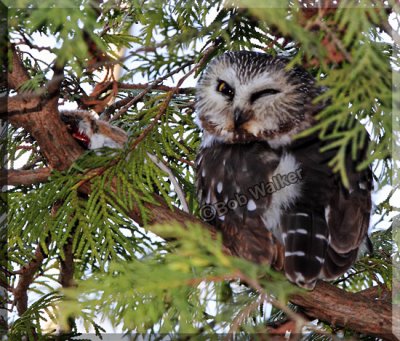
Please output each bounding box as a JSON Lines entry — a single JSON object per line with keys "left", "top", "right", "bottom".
{"left": 322, "top": 154, "right": 372, "bottom": 280}
{"left": 282, "top": 130, "right": 372, "bottom": 289}
{"left": 196, "top": 143, "right": 285, "bottom": 269}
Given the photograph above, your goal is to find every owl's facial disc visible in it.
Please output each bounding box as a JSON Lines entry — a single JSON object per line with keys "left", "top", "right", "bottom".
{"left": 195, "top": 51, "right": 319, "bottom": 145}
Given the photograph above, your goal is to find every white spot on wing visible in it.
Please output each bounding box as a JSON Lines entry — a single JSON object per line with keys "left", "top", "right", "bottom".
{"left": 315, "top": 256, "right": 325, "bottom": 263}
{"left": 324, "top": 206, "right": 330, "bottom": 223}
{"left": 206, "top": 191, "right": 211, "bottom": 204}
{"left": 217, "top": 182, "right": 223, "bottom": 193}
{"left": 285, "top": 251, "right": 306, "bottom": 257}
{"left": 296, "top": 229, "right": 307, "bottom": 234}
{"left": 287, "top": 229, "right": 307, "bottom": 235}
{"left": 247, "top": 199, "right": 256, "bottom": 211}
{"left": 294, "top": 272, "right": 305, "bottom": 282}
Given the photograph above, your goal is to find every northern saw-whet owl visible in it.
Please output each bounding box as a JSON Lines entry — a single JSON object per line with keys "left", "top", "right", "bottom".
{"left": 195, "top": 51, "right": 372, "bottom": 289}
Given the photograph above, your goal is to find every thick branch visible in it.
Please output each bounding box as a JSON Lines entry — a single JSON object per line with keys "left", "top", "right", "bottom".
{"left": 2, "top": 168, "right": 51, "bottom": 186}
{"left": 7, "top": 45, "right": 84, "bottom": 170}
{"left": 290, "top": 281, "right": 396, "bottom": 340}
{"left": 5, "top": 94, "right": 42, "bottom": 117}
{"left": 13, "top": 244, "right": 47, "bottom": 316}
{"left": 127, "top": 196, "right": 396, "bottom": 339}
{"left": 59, "top": 239, "right": 74, "bottom": 288}
{"left": 8, "top": 46, "right": 31, "bottom": 90}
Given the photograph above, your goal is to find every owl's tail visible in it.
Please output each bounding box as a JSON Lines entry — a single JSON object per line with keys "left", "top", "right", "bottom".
{"left": 280, "top": 210, "right": 329, "bottom": 289}
{"left": 281, "top": 204, "right": 370, "bottom": 289}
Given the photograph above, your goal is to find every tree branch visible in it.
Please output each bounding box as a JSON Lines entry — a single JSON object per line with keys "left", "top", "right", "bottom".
{"left": 1, "top": 168, "right": 51, "bottom": 186}
{"left": 105, "top": 60, "right": 194, "bottom": 122}
{"left": 290, "top": 281, "right": 396, "bottom": 340}
{"left": 12, "top": 243, "right": 48, "bottom": 316}
{"left": 101, "top": 81, "right": 195, "bottom": 94}
{"left": 7, "top": 45, "right": 84, "bottom": 170}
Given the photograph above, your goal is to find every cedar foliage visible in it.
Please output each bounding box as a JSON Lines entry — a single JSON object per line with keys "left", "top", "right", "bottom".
{"left": 1, "top": 0, "right": 398, "bottom": 339}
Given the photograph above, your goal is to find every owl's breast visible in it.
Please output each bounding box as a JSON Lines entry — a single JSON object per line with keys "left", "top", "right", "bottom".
{"left": 196, "top": 142, "right": 304, "bottom": 232}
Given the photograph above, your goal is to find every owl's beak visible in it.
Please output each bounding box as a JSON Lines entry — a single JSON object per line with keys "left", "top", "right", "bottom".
{"left": 233, "top": 108, "right": 251, "bottom": 129}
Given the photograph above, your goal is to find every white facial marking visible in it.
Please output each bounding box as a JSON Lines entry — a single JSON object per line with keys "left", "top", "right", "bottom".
{"left": 195, "top": 52, "right": 314, "bottom": 145}
{"left": 268, "top": 134, "right": 293, "bottom": 149}
{"left": 200, "top": 133, "right": 222, "bottom": 148}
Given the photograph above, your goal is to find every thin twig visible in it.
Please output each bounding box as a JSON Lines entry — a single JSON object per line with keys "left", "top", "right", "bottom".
{"left": 17, "top": 30, "right": 53, "bottom": 52}
{"left": 381, "top": 20, "right": 400, "bottom": 46}
{"left": 147, "top": 152, "right": 189, "bottom": 213}
{"left": 227, "top": 293, "right": 266, "bottom": 336}
{"left": 317, "top": 20, "right": 352, "bottom": 63}
{"left": 234, "top": 271, "right": 307, "bottom": 335}
{"left": 106, "top": 61, "right": 193, "bottom": 121}
{"left": 114, "top": 82, "right": 194, "bottom": 94}
{"left": 127, "top": 45, "right": 218, "bottom": 151}
{"left": 122, "top": 42, "right": 167, "bottom": 61}
{"left": 21, "top": 156, "right": 46, "bottom": 170}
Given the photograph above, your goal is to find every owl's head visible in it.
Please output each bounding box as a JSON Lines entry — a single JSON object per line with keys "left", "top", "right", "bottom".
{"left": 195, "top": 51, "right": 322, "bottom": 147}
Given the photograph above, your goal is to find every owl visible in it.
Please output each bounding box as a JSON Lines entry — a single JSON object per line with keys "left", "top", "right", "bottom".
{"left": 195, "top": 51, "right": 372, "bottom": 289}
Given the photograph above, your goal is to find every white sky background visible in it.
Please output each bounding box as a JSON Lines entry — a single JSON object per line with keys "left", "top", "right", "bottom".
{"left": 8, "top": 5, "right": 400, "bottom": 339}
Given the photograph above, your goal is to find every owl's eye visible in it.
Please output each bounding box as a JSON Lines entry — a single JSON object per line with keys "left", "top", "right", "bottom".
{"left": 216, "top": 80, "right": 234, "bottom": 99}
{"left": 250, "top": 88, "right": 281, "bottom": 103}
